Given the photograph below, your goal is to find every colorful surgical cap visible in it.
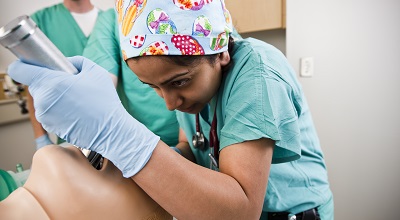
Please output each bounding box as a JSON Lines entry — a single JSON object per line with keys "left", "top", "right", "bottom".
{"left": 115, "top": 0, "right": 233, "bottom": 60}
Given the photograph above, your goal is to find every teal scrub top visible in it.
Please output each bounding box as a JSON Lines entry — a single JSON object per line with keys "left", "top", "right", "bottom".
{"left": 83, "top": 9, "right": 179, "bottom": 146}
{"left": 31, "top": 4, "right": 102, "bottom": 144}
{"left": 30, "top": 3, "right": 95, "bottom": 57}
{"left": 176, "top": 38, "right": 332, "bottom": 214}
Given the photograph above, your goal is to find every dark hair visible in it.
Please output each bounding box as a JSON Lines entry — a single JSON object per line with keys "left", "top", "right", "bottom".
{"left": 131, "top": 36, "right": 235, "bottom": 70}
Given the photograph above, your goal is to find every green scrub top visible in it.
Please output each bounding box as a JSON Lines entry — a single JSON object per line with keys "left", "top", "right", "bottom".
{"left": 30, "top": 3, "right": 94, "bottom": 57}
{"left": 83, "top": 9, "right": 179, "bottom": 146}
{"left": 30, "top": 4, "right": 102, "bottom": 144}
{"left": 176, "top": 38, "right": 332, "bottom": 215}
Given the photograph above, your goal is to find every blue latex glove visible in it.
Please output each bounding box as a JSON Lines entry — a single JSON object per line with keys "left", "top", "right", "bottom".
{"left": 8, "top": 56, "right": 160, "bottom": 177}
{"left": 35, "top": 134, "right": 54, "bottom": 150}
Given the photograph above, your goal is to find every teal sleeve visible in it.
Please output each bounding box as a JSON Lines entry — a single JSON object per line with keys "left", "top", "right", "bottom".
{"left": 220, "top": 42, "right": 301, "bottom": 163}
{"left": 231, "top": 27, "right": 243, "bottom": 40}
{"left": 29, "top": 4, "right": 88, "bottom": 57}
{"left": 83, "top": 9, "right": 121, "bottom": 77}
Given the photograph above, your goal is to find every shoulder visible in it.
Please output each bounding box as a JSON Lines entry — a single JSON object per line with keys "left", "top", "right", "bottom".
{"left": 222, "top": 38, "right": 300, "bottom": 119}
{"left": 225, "top": 38, "right": 283, "bottom": 88}
{"left": 227, "top": 38, "right": 299, "bottom": 93}
{"left": 99, "top": 8, "right": 116, "bottom": 21}
{"left": 30, "top": 3, "right": 65, "bottom": 23}
{"left": 31, "top": 3, "right": 64, "bottom": 17}
{"left": 93, "top": 8, "right": 117, "bottom": 34}
{"left": 231, "top": 38, "right": 287, "bottom": 69}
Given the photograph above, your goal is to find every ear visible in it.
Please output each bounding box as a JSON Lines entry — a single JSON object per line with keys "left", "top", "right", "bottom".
{"left": 218, "top": 51, "right": 230, "bottom": 67}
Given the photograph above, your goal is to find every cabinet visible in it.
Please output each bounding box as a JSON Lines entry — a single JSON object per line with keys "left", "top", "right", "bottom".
{"left": 225, "top": 0, "right": 286, "bottom": 33}
{"left": 0, "top": 99, "right": 29, "bottom": 125}
{"left": 0, "top": 73, "right": 29, "bottom": 125}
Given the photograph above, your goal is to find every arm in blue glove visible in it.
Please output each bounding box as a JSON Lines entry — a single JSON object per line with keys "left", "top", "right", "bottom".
{"left": 8, "top": 56, "right": 160, "bottom": 177}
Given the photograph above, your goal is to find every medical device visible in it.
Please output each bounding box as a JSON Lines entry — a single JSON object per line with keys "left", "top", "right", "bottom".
{"left": 0, "top": 15, "right": 103, "bottom": 169}
{"left": 192, "top": 113, "right": 205, "bottom": 149}
{"left": 0, "top": 15, "right": 78, "bottom": 74}
{"left": 192, "top": 108, "right": 220, "bottom": 170}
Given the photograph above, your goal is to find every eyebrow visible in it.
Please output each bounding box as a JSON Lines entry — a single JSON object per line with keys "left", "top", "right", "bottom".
{"left": 140, "top": 72, "right": 190, "bottom": 86}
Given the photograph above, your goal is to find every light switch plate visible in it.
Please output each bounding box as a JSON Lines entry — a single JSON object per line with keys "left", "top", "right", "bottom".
{"left": 300, "top": 57, "right": 314, "bottom": 77}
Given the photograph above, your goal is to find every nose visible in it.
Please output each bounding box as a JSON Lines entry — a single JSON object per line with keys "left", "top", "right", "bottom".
{"left": 159, "top": 89, "right": 182, "bottom": 111}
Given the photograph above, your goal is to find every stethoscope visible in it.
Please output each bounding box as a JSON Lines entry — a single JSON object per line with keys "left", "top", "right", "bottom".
{"left": 192, "top": 107, "right": 220, "bottom": 170}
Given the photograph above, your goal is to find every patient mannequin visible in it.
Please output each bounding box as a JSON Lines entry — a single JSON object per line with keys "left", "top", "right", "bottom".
{"left": 0, "top": 145, "right": 172, "bottom": 220}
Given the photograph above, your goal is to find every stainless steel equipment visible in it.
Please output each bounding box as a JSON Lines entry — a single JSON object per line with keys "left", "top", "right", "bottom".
{"left": 0, "top": 15, "right": 78, "bottom": 74}
{"left": 0, "top": 15, "right": 103, "bottom": 169}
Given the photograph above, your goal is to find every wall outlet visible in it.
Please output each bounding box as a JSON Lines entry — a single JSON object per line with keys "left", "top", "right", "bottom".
{"left": 300, "top": 57, "right": 314, "bottom": 77}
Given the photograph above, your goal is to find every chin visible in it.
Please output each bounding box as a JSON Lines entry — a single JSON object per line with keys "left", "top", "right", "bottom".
{"left": 178, "top": 108, "right": 197, "bottom": 114}
{"left": 178, "top": 104, "right": 203, "bottom": 114}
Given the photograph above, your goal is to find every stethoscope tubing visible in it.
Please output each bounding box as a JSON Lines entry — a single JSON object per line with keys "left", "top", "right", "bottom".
{"left": 192, "top": 108, "right": 220, "bottom": 170}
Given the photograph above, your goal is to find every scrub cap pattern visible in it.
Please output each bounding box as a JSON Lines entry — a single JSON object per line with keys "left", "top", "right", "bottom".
{"left": 115, "top": 0, "right": 233, "bottom": 60}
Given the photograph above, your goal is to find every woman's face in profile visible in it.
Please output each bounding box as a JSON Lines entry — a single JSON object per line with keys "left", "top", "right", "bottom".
{"left": 127, "top": 52, "right": 230, "bottom": 114}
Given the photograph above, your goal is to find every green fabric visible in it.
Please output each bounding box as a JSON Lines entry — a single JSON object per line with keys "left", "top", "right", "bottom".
{"left": 31, "top": 4, "right": 89, "bottom": 57}
{"left": 0, "top": 170, "right": 18, "bottom": 201}
{"left": 83, "top": 9, "right": 179, "bottom": 146}
{"left": 30, "top": 4, "right": 102, "bottom": 144}
{"left": 176, "top": 38, "right": 332, "bottom": 214}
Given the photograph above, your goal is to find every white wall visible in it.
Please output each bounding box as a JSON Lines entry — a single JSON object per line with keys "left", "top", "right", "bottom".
{"left": 0, "top": 1, "right": 114, "bottom": 171}
{"left": 286, "top": 0, "right": 400, "bottom": 219}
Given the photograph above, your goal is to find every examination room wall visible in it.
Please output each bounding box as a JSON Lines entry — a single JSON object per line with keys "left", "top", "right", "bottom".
{"left": 286, "top": 0, "right": 400, "bottom": 219}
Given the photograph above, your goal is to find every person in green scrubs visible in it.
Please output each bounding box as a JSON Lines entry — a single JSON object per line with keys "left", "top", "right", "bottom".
{"left": 82, "top": 9, "right": 179, "bottom": 147}
{"left": 8, "top": 1, "right": 334, "bottom": 219}
{"left": 27, "top": 0, "right": 102, "bottom": 149}
{"left": 118, "top": 1, "right": 334, "bottom": 219}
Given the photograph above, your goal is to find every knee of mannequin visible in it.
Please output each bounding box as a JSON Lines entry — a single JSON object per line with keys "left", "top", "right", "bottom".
{"left": 31, "top": 145, "right": 86, "bottom": 172}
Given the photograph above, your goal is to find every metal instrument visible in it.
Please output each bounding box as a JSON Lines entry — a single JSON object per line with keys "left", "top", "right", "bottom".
{"left": 192, "top": 113, "right": 205, "bottom": 149}
{"left": 0, "top": 15, "right": 78, "bottom": 74}
{"left": 192, "top": 107, "right": 220, "bottom": 170}
{"left": 0, "top": 15, "right": 102, "bottom": 169}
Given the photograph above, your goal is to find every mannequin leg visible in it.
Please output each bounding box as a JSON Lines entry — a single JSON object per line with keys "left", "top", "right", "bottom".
{"left": 2, "top": 145, "right": 172, "bottom": 220}
{"left": 0, "top": 187, "right": 49, "bottom": 219}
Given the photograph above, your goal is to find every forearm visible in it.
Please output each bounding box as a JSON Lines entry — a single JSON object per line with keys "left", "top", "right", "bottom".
{"left": 133, "top": 142, "right": 261, "bottom": 220}
{"left": 175, "top": 128, "right": 196, "bottom": 163}
{"left": 175, "top": 141, "right": 196, "bottom": 163}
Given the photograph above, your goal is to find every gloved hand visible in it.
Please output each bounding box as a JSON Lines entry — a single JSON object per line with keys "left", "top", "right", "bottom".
{"left": 35, "top": 133, "right": 54, "bottom": 150}
{"left": 8, "top": 56, "right": 160, "bottom": 177}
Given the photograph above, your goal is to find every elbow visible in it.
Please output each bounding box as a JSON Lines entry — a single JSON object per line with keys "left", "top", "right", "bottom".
{"left": 218, "top": 195, "right": 264, "bottom": 220}
{"left": 235, "top": 202, "right": 264, "bottom": 220}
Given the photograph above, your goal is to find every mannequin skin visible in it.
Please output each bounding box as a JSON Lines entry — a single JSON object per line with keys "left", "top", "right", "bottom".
{"left": 0, "top": 145, "right": 172, "bottom": 220}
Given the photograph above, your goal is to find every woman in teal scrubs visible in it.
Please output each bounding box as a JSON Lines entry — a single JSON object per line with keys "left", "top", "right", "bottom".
{"left": 8, "top": 0, "right": 333, "bottom": 219}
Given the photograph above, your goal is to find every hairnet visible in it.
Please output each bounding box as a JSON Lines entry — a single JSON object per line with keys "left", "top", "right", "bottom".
{"left": 116, "top": 0, "right": 233, "bottom": 59}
